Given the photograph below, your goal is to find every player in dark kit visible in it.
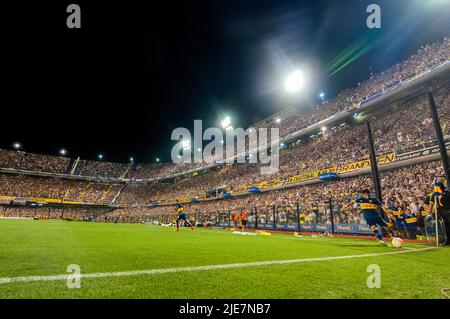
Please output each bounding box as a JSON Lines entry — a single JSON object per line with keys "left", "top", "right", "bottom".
{"left": 175, "top": 204, "right": 194, "bottom": 232}
{"left": 356, "top": 189, "right": 393, "bottom": 246}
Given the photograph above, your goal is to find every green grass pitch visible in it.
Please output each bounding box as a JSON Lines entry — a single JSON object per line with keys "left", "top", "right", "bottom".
{"left": 0, "top": 219, "right": 449, "bottom": 298}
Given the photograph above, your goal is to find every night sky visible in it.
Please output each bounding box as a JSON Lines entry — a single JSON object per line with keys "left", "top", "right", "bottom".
{"left": 1, "top": 0, "right": 449, "bottom": 163}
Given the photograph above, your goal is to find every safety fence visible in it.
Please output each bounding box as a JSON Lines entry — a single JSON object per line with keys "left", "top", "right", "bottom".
{"left": 95, "top": 197, "right": 374, "bottom": 235}
{"left": 90, "top": 195, "right": 447, "bottom": 242}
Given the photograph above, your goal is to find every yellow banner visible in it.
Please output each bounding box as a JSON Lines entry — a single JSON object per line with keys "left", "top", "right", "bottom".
{"left": 28, "top": 197, "right": 83, "bottom": 205}
{"left": 175, "top": 152, "right": 397, "bottom": 201}
{"left": 61, "top": 200, "right": 83, "bottom": 205}
{"left": 286, "top": 166, "right": 337, "bottom": 185}
{"left": 282, "top": 153, "right": 395, "bottom": 185}
{"left": 0, "top": 195, "right": 15, "bottom": 204}
{"left": 237, "top": 178, "right": 284, "bottom": 193}
{"left": 335, "top": 152, "right": 396, "bottom": 174}
{"left": 28, "top": 197, "right": 63, "bottom": 204}
{"left": 286, "top": 170, "right": 319, "bottom": 184}
{"left": 0, "top": 195, "right": 84, "bottom": 205}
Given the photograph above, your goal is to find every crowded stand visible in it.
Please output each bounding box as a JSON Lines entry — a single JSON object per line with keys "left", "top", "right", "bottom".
{"left": 274, "top": 38, "right": 450, "bottom": 137}
{"left": 0, "top": 148, "right": 71, "bottom": 174}
{"left": 113, "top": 87, "right": 449, "bottom": 205}
{"left": 73, "top": 159, "right": 129, "bottom": 178}
{"left": 105, "top": 160, "right": 446, "bottom": 239}
{"left": 0, "top": 173, "right": 122, "bottom": 204}
{"left": 1, "top": 87, "right": 447, "bottom": 207}
{"left": 0, "top": 38, "right": 449, "bottom": 234}
{"left": 115, "top": 37, "right": 450, "bottom": 180}
{"left": 0, "top": 38, "right": 448, "bottom": 183}
{"left": 0, "top": 206, "right": 111, "bottom": 221}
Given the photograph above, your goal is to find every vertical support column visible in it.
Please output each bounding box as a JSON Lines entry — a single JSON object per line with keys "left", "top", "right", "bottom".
{"left": 427, "top": 91, "right": 450, "bottom": 181}
{"left": 272, "top": 205, "right": 276, "bottom": 230}
{"left": 367, "top": 121, "right": 382, "bottom": 201}
{"left": 329, "top": 198, "right": 335, "bottom": 235}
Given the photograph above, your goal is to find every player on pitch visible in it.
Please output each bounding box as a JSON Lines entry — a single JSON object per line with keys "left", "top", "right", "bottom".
{"left": 356, "top": 189, "right": 394, "bottom": 246}
{"left": 175, "top": 204, "right": 194, "bottom": 232}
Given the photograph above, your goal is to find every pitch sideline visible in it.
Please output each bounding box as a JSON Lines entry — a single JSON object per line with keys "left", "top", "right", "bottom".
{"left": 0, "top": 246, "right": 436, "bottom": 285}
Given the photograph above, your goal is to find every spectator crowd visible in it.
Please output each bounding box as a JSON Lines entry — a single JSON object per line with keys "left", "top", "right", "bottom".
{"left": 0, "top": 38, "right": 449, "bottom": 233}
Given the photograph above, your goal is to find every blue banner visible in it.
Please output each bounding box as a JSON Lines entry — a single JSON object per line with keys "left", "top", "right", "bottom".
{"left": 247, "top": 186, "right": 260, "bottom": 194}
{"left": 286, "top": 222, "right": 298, "bottom": 230}
{"left": 319, "top": 172, "right": 339, "bottom": 181}
{"left": 219, "top": 192, "right": 232, "bottom": 199}
{"left": 334, "top": 223, "right": 372, "bottom": 234}
{"left": 276, "top": 222, "right": 287, "bottom": 230}
{"left": 218, "top": 221, "right": 372, "bottom": 234}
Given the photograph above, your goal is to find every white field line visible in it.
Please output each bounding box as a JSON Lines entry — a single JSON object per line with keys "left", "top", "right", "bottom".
{"left": 0, "top": 247, "right": 435, "bottom": 285}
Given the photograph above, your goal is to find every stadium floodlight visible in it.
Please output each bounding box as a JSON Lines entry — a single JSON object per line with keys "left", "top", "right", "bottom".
{"left": 59, "top": 148, "right": 67, "bottom": 156}
{"left": 13, "top": 142, "right": 21, "bottom": 150}
{"left": 130, "top": 157, "right": 134, "bottom": 162}
{"left": 221, "top": 116, "right": 231, "bottom": 129}
{"left": 284, "top": 70, "right": 304, "bottom": 93}
{"left": 156, "top": 158, "right": 160, "bottom": 163}
{"left": 98, "top": 154, "right": 103, "bottom": 160}
{"left": 275, "top": 118, "right": 281, "bottom": 124}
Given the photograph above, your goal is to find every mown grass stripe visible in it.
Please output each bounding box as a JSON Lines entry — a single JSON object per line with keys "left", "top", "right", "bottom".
{"left": 0, "top": 247, "right": 435, "bottom": 285}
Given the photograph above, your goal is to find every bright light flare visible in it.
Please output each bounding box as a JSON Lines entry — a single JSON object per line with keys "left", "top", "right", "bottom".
{"left": 284, "top": 70, "right": 304, "bottom": 93}
{"left": 221, "top": 116, "right": 231, "bottom": 129}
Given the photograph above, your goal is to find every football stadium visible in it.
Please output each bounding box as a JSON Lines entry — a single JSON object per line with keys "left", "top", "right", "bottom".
{"left": 1, "top": 0, "right": 450, "bottom": 304}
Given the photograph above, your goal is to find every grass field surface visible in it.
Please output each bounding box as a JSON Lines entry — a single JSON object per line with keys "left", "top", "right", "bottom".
{"left": 0, "top": 219, "right": 449, "bottom": 298}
